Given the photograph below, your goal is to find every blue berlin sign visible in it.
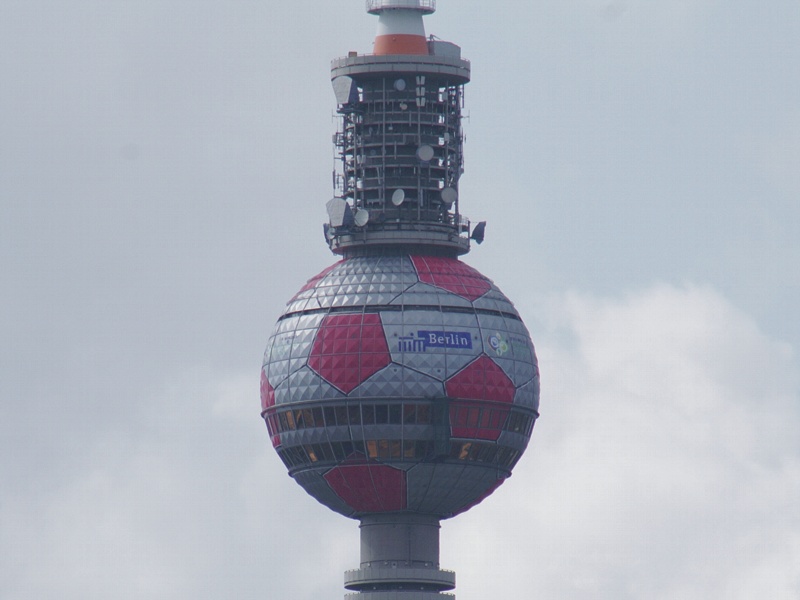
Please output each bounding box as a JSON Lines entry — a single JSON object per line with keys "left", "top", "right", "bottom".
{"left": 397, "top": 331, "right": 473, "bottom": 353}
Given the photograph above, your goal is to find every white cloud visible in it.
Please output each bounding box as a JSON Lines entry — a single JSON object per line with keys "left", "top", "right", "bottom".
{"left": 447, "top": 284, "right": 800, "bottom": 600}
{"left": 3, "top": 285, "right": 797, "bottom": 600}
{"left": 0, "top": 370, "right": 353, "bottom": 600}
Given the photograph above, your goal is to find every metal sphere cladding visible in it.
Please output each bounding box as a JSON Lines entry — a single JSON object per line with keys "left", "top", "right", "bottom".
{"left": 261, "top": 254, "right": 540, "bottom": 519}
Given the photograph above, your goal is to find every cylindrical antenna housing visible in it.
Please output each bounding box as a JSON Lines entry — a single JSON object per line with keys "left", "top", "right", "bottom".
{"left": 367, "top": 0, "right": 436, "bottom": 55}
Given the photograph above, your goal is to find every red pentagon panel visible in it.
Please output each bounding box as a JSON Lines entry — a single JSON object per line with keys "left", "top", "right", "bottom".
{"left": 447, "top": 356, "right": 515, "bottom": 439}
{"left": 324, "top": 463, "right": 407, "bottom": 512}
{"left": 449, "top": 401, "right": 509, "bottom": 441}
{"left": 290, "top": 261, "right": 342, "bottom": 301}
{"left": 445, "top": 354, "right": 516, "bottom": 403}
{"left": 410, "top": 255, "right": 492, "bottom": 301}
{"left": 307, "top": 313, "right": 391, "bottom": 394}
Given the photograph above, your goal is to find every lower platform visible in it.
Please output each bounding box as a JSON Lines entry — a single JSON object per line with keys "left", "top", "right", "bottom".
{"left": 346, "top": 593, "right": 454, "bottom": 600}
{"left": 343, "top": 514, "right": 456, "bottom": 600}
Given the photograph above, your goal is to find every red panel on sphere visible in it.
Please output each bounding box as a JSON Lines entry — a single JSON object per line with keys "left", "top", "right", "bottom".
{"left": 449, "top": 401, "right": 509, "bottom": 441}
{"left": 446, "top": 355, "right": 516, "bottom": 403}
{"left": 447, "top": 356, "right": 515, "bottom": 439}
{"left": 308, "top": 313, "right": 391, "bottom": 394}
{"left": 410, "top": 255, "right": 492, "bottom": 301}
{"left": 324, "top": 463, "right": 407, "bottom": 512}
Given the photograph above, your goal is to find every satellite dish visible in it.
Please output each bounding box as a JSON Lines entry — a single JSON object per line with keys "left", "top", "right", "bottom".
{"left": 342, "top": 204, "right": 355, "bottom": 227}
{"left": 416, "top": 144, "right": 434, "bottom": 162}
{"left": 470, "top": 221, "right": 486, "bottom": 245}
{"left": 326, "top": 198, "right": 347, "bottom": 227}
{"left": 394, "top": 78, "right": 407, "bottom": 91}
{"left": 353, "top": 208, "right": 370, "bottom": 227}
{"left": 391, "top": 189, "right": 405, "bottom": 206}
{"left": 327, "top": 197, "right": 355, "bottom": 228}
{"left": 332, "top": 76, "right": 357, "bottom": 105}
{"left": 440, "top": 187, "right": 457, "bottom": 206}
{"left": 399, "top": 102, "right": 408, "bottom": 111}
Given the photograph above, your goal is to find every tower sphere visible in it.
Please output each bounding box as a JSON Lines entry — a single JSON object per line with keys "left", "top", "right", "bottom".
{"left": 261, "top": 255, "right": 539, "bottom": 518}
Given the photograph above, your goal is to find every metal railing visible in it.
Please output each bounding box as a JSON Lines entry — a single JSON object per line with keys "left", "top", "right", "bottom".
{"left": 346, "top": 595, "right": 454, "bottom": 600}
{"left": 332, "top": 52, "right": 470, "bottom": 68}
{"left": 366, "top": 0, "right": 436, "bottom": 13}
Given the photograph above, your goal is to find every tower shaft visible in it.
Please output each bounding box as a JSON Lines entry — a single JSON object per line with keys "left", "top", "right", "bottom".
{"left": 346, "top": 514, "right": 455, "bottom": 598}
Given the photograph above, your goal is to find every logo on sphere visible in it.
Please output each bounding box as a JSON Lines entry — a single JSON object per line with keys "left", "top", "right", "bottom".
{"left": 397, "top": 330, "right": 473, "bottom": 353}
{"left": 487, "top": 333, "right": 510, "bottom": 356}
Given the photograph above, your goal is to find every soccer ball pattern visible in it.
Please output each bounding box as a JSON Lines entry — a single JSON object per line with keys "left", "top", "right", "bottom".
{"left": 261, "top": 254, "right": 540, "bottom": 519}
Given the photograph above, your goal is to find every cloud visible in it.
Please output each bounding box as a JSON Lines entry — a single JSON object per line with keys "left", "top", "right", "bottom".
{"left": 1, "top": 370, "right": 353, "bottom": 600}
{"left": 0, "top": 285, "right": 800, "bottom": 600}
{"left": 2, "top": 284, "right": 796, "bottom": 600}
{"left": 447, "top": 283, "right": 800, "bottom": 600}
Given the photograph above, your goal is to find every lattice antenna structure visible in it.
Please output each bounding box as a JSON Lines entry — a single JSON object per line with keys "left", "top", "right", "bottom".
{"left": 328, "top": 0, "right": 470, "bottom": 257}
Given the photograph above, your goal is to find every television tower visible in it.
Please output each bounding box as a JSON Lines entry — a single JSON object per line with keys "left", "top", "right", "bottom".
{"left": 260, "top": 2, "right": 540, "bottom": 598}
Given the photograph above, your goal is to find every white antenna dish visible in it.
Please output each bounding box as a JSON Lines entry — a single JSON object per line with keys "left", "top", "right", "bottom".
{"left": 394, "top": 78, "right": 407, "bottom": 91}
{"left": 417, "top": 144, "right": 434, "bottom": 162}
{"left": 440, "top": 187, "right": 457, "bottom": 206}
{"left": 391, "top": 189, "right": 405, "bottom": 206}
{"left": 326, "top": 197, "right": 348, "bottom": 227}
{"left": 354, "top": 208, "right": 370, "bottom": 227}
{"left": 332, "top": 76, "right": 356, "bottom": 105}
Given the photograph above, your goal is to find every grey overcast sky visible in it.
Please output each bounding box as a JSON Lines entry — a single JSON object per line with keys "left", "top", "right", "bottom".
{"left": 2, "top": 1, "right": 798, "bottom": 599}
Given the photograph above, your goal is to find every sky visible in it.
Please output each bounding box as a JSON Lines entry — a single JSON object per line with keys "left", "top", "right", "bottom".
{"left": 1, "top": 1, "right": 798, "bottom": 598}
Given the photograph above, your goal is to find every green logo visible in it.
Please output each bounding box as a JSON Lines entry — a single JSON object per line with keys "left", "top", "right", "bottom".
{"left": 487, "top": 333, "right": 509, "bottom": 356}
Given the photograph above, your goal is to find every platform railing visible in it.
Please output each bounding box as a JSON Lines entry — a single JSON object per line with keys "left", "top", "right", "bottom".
{"left": 367, "top": 0, "right": 436, "bottom": 13}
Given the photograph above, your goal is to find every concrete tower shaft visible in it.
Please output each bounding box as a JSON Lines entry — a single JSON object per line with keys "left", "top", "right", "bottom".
{"left": 344, "top": 514, "right": 455, "bottom": 598}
